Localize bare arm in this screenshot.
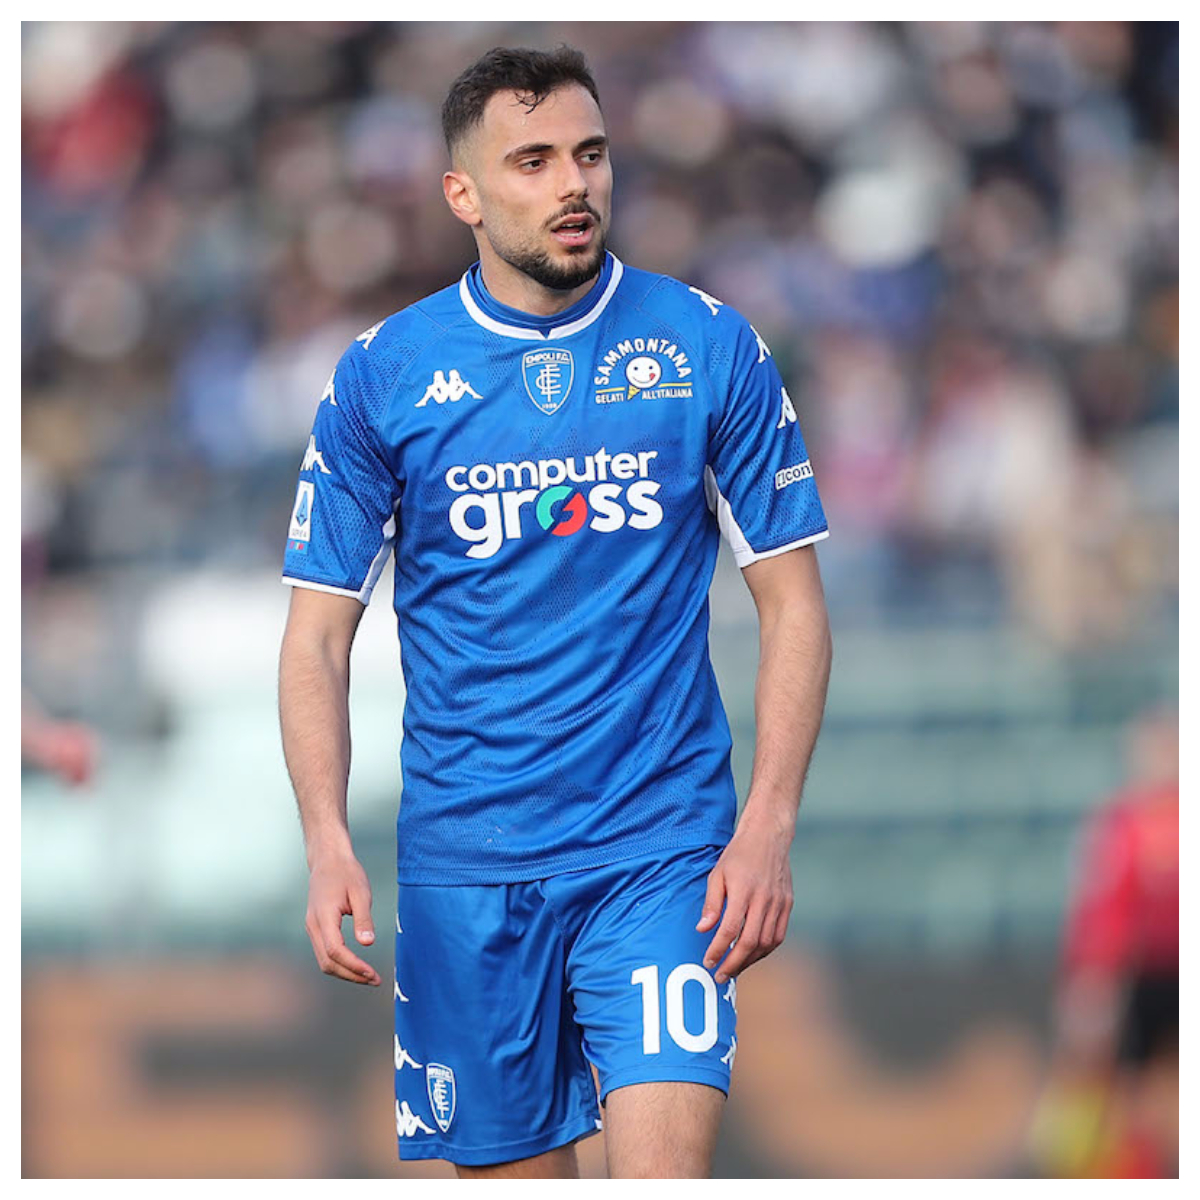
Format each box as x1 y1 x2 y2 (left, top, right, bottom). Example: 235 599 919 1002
698 544 832 982
279 587 381 986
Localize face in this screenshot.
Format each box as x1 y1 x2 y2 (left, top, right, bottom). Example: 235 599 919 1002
447 84 613 292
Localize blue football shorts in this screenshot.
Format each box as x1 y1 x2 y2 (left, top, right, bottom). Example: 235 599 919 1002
392 844 738 1165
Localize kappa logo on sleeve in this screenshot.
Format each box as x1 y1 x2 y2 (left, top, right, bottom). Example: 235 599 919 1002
301 435 332 474
776 385 799 430
320 371 337 406
749 323 772 365
356 320 385 351
688 285 724 317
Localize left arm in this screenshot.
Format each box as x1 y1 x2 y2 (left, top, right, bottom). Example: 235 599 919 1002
697 544 832 982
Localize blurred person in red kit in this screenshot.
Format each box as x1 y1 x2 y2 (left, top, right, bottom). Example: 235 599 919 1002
1031 706 1178 1177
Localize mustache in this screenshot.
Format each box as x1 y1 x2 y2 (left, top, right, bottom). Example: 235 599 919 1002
548 204 601 227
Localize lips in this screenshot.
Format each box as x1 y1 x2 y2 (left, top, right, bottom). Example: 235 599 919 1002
551 212 595 248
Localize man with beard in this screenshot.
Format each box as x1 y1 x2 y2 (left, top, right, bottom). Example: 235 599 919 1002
279 45 831 1178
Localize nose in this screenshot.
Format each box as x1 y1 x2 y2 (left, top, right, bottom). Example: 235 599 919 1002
557 157 588 200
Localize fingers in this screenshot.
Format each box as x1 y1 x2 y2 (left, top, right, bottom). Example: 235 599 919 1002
307 908 380 986
714 900 765 984
349 882 376 947
703 891 745 977
695 866 726 933
703 891 794 982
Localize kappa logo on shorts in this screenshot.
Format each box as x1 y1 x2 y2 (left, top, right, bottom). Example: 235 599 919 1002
394 1036 423 1071
396 1100 434 1138
721 1034 737 1068
426 1063 456 1133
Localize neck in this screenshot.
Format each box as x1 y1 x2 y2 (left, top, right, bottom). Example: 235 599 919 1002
475 240 602 317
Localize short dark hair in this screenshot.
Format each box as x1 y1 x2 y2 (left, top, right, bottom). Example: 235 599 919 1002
441 45 601 162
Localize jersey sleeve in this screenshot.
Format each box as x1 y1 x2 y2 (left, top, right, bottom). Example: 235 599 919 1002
281 351 401 605
705 313 829 568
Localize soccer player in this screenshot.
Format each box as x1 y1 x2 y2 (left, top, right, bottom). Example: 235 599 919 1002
278 45 832 1179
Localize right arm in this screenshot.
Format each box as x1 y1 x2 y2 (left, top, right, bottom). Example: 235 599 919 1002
279 586 381 986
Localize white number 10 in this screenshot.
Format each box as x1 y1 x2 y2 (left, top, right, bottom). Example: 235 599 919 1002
630 963 718 1054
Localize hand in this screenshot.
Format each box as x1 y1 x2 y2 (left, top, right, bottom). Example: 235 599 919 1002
305 850 381 986
23 719 99 787
696 808 794 984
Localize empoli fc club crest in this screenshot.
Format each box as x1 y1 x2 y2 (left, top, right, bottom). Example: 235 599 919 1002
426 1063 456 1133
522 348 574 414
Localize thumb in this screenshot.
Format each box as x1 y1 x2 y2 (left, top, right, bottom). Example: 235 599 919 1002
696 866 725 932
349 885 375 945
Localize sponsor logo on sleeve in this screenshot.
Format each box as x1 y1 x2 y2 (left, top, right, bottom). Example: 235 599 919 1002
775 459 813 490
426 1064 457 1133
289 481 314 542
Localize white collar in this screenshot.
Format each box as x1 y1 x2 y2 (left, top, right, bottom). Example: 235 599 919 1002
458 256 624 341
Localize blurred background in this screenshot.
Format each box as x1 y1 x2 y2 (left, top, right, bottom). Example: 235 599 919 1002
22 20 1178 1178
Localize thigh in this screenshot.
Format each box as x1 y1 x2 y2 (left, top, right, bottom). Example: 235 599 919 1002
455 1144 580 1179
394 881 601 1168
555 846 738 1108
604 1080 725 1178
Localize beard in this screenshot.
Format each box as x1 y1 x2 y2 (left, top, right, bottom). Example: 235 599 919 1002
493 225 608 292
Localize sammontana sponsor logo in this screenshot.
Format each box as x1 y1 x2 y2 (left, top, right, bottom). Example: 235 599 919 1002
442 446 663 560
594 336 693 403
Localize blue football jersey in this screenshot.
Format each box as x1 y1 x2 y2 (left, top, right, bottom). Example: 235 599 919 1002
283 252 829 884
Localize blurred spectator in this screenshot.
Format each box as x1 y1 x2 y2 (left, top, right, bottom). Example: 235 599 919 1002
22 690 100 787
20 19 1176 713
1030 706 1178 1177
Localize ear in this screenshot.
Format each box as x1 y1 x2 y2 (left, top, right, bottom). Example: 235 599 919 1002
443 169 481 228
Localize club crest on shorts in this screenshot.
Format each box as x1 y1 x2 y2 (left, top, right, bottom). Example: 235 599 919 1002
522 348 574 414
426 1063 456 1133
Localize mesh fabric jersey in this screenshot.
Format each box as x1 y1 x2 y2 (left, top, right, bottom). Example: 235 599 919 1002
283 252 828 884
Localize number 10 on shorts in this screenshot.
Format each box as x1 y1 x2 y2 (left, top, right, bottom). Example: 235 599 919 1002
631 963 719 1054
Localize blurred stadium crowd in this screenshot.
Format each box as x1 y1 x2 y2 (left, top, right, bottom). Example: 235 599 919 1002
21 22 1178 1179
23 23 1177 723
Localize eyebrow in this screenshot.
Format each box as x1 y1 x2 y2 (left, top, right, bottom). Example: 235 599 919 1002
503 135 608 164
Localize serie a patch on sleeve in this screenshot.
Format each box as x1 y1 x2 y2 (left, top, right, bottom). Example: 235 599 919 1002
289 481 314 548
